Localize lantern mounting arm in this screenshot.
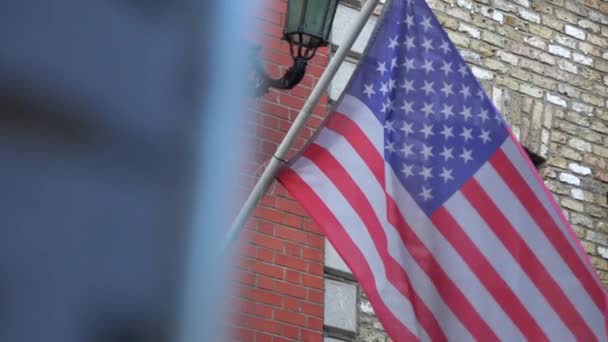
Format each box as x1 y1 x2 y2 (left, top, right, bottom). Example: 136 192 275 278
251 45 311 97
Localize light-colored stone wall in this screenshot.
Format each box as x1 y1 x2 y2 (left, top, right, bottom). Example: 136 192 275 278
324 0 608 340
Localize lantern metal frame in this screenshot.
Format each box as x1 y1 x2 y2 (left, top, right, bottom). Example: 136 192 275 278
252 0 339 97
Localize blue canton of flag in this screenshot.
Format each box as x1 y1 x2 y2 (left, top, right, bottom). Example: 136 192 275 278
348 0 508 214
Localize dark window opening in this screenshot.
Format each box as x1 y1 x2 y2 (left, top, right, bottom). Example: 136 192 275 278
523 147 546 169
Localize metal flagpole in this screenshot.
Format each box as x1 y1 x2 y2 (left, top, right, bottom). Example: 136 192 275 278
220 0 381 253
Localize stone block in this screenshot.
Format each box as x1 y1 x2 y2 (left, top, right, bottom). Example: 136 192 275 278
480 6 505 23
504 15 527 29
583 154 607 169
581 92 604 106
573 53 594 66
446 31 470 48
530 24 554 39
587 11 608 25
569 163 592 175
484 59 508 72
562 198 584 211
555 8 578 24
579 19 601 33
588 205 607 218
546 179 570 194
482 31 507 47
591 121 608 134
531 1 553 14
461 50 482 64
588 34 608 48
565 24 587 40
520 84 544 98
546 93 567 107
557 84 580 99
324 338 346 342
555 34 579 50
559 172 581 185
497 51 519 65
551 131 569 144
497 78 520 93
470 40 496 56
561 146 583 160
548 44 572 58
324 279 357 332
582 241 597 256
324 238 352 274
568 138 592 152
579 41 601 57
543 14 565 30
556 120 582 135
436 13 460 30
571 188 594 202
456 0 473 10
571 101 593 113
541 125 550 146
565 111 590 127
593 144 608 158
564 0 588 15
587 230 608 246
557 59 578 73
579 67 602 83
595 59 608 73
518 8 541 23
598 247 608 260
524 36 547 50
471 65 494 80
571 212 595 227
458 23 481 39
494 0 517 12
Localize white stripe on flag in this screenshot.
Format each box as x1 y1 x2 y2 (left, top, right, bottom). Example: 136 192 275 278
384 167 526 340
475 158 605 339
291 156 427 340
444 191 575 341
336 95 383 155
315 128 473 341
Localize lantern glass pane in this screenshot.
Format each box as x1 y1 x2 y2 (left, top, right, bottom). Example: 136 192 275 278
285 0 306 34
322 0 339 39
302 0 329 37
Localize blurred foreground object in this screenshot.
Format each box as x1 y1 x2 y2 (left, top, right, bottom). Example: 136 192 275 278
0 1 252 341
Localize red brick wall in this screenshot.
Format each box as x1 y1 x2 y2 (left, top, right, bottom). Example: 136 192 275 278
231 1 330 341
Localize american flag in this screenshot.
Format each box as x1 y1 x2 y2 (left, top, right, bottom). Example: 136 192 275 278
278 0 607 340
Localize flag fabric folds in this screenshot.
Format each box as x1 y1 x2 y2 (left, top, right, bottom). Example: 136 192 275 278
278 0 608 340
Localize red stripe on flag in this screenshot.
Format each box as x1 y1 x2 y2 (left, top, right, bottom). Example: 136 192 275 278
385 197 500 342
462 179 597 341
491 149 606 312
431 207 549 341
326 112 385 185
325 114 498 341
278 169 418 341
302 144 447 342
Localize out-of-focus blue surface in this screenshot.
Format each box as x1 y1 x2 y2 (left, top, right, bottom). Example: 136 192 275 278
176 0 254 341
0 1 255 341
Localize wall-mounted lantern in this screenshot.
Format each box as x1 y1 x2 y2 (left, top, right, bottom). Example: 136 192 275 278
253 0 340 96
